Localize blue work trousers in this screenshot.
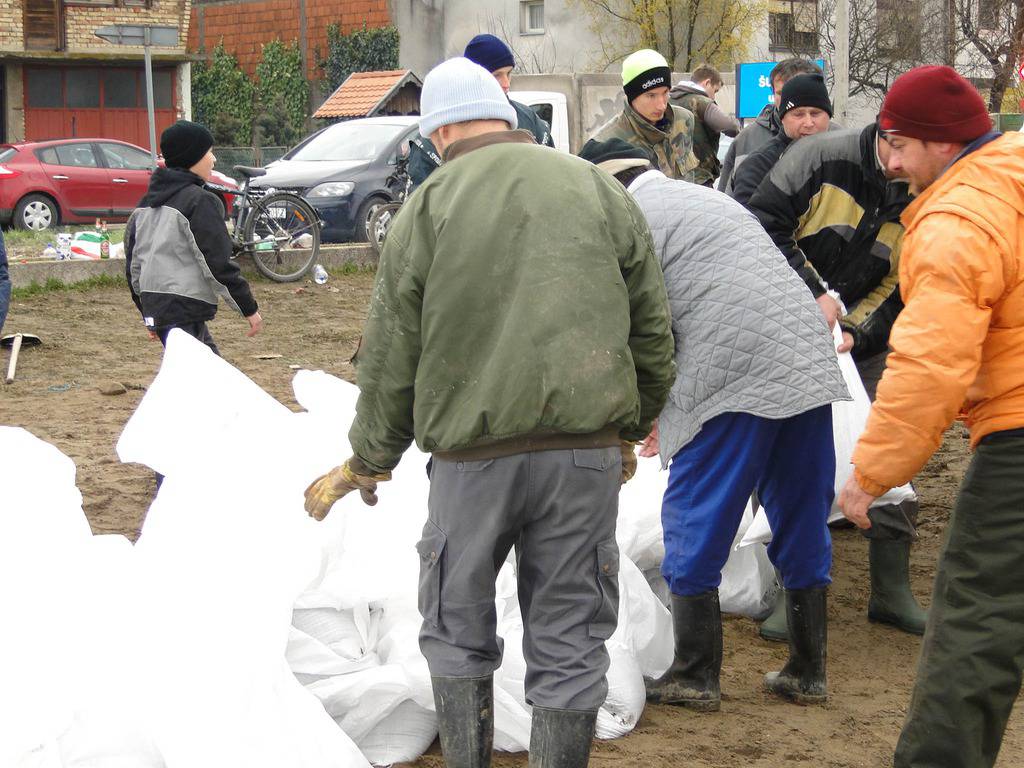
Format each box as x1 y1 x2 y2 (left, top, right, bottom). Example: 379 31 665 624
661 407 835 597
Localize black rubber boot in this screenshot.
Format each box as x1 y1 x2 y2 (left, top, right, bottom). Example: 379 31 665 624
644 590 722 711
868 538 927 635
528 706 597 768
431 675 494 768
764 587 827 705
758 569 788 643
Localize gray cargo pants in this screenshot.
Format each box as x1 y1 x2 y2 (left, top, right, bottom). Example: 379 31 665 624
417 446 621 711
857 350 919 540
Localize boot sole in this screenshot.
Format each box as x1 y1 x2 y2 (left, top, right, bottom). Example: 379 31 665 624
867 610 925 636
647 696 721 711
758 628 788 643
764 682 827 705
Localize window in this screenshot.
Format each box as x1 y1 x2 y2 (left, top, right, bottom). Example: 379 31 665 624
978 0 1000 29
66 70 100 108
153 70 173 109
26 68 62 107
99 142 151 170
521 1 544 34
769 1 818 53
876 0 921 58
103 70 138 107
23 0 62 51
53 143 99 168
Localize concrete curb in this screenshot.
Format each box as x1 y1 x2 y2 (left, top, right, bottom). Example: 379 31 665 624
8 244 378 289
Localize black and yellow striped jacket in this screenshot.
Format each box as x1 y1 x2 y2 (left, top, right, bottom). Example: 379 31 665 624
748 124 912 359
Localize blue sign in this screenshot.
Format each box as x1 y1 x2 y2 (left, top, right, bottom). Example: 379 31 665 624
735 59 826 119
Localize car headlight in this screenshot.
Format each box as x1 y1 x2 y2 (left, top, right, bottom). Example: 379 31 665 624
307 181 355 198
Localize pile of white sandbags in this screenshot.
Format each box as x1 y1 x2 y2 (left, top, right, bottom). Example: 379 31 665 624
1 330 677 768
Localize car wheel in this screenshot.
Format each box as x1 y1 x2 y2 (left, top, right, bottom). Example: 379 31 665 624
15 194 60 231
354 195 388 243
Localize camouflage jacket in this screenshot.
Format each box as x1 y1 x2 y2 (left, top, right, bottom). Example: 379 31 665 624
592 104 699 181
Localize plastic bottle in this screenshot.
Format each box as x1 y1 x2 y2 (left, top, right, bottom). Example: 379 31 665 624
312 264 328 285
43 243 59 260
99 220 110 259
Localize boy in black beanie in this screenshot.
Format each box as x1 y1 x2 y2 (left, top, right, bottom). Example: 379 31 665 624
125 119 262 356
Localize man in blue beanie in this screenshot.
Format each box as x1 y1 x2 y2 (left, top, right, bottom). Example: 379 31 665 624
0 230 10 337
407 33 556 187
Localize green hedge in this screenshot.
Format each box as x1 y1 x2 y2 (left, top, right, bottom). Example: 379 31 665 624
321 24 400 94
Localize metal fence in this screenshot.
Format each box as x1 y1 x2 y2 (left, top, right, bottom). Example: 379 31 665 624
213 146 290 175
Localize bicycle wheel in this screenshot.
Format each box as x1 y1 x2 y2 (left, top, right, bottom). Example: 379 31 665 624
368 202 402 255
243 192 321 282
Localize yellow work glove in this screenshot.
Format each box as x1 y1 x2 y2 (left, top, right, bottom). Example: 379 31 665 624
620 441 638 484
304 456 392 521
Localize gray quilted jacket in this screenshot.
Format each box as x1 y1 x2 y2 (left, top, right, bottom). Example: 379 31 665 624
628 170 850 466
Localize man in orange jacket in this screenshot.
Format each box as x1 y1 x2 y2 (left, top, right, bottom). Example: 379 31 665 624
838 66 1024 768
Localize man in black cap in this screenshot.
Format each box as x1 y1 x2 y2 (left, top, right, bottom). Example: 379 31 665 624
730 73 832 207
407 33 555 189
125 119 262 356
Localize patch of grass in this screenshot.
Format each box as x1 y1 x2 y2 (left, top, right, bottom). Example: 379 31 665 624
329 262 376 276
12 272 126 299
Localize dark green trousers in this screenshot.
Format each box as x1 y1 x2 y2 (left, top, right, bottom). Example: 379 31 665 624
894 430 1024 768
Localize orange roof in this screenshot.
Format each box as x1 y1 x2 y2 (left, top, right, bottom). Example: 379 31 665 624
314 69 420 119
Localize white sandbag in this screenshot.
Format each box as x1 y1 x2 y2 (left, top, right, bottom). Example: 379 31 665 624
117 331 371 768
0 428 161 768
738 325 916 548
717 505 778 619
615 454 668 571
358 700 437 767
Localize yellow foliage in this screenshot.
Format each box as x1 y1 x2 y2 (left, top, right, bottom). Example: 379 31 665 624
568 0 768 71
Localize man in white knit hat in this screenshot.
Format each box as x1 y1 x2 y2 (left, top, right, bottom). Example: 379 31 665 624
304 56 675 767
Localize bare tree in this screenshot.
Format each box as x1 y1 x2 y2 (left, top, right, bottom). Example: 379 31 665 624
483 12 566 74
818 0 958 109
952 0 1024 110
567 0 767 71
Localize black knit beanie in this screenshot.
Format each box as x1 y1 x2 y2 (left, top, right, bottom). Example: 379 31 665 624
778 74 833 118
160 120 215 169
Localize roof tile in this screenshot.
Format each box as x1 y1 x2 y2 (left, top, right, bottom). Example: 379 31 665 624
314 69 416 118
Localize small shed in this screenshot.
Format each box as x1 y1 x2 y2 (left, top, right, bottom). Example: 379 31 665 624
314 70 422 121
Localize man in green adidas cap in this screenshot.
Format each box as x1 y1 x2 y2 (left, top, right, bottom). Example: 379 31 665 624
591 49 699 181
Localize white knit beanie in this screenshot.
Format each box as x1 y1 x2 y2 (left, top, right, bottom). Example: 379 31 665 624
418 57 518 139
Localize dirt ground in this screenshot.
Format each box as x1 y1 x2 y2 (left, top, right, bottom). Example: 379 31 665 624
2 273 1020 767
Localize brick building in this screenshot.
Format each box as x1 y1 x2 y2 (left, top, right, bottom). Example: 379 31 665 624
0 0 193 146
188 0 389 81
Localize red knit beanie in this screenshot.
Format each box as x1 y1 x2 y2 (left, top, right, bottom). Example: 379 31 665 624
879 65 992 142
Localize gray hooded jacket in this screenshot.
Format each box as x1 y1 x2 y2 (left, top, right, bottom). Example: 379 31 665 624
627 170 850 465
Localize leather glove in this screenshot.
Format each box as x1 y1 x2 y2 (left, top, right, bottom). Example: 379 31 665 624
620 441 638 484
304 456 392 521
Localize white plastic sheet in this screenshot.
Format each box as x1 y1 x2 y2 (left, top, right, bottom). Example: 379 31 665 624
738 325 916 548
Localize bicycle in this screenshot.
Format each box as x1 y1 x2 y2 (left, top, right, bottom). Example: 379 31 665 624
219 166 322 282
368 153 413 256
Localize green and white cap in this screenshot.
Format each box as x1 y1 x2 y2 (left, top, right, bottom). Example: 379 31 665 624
622 49 671 103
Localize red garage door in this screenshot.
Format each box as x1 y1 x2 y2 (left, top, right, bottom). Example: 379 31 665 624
24 65 177 149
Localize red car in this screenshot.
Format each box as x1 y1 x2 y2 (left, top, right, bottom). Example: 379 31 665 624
0 138 238 231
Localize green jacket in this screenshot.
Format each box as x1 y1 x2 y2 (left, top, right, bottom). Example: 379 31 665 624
349 130 675 472
591 104 700 181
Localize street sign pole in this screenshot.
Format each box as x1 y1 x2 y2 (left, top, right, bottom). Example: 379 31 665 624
143 27 157 170
94 24 178 170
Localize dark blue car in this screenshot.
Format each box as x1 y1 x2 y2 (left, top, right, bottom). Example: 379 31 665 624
251 116 419 243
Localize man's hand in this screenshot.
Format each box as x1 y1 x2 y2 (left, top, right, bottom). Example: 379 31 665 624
816 293 842 329
638 420 660 459
148 329 159 341
837 331 854 354
620 441 638 484
838 475 878 530
246 311 263 337
304 457 392 521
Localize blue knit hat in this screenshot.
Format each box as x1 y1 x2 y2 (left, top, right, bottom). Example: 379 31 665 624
419 57 518 138
464 34 515 73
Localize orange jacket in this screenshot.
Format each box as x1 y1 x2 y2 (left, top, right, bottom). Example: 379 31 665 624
852 132 1024 496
